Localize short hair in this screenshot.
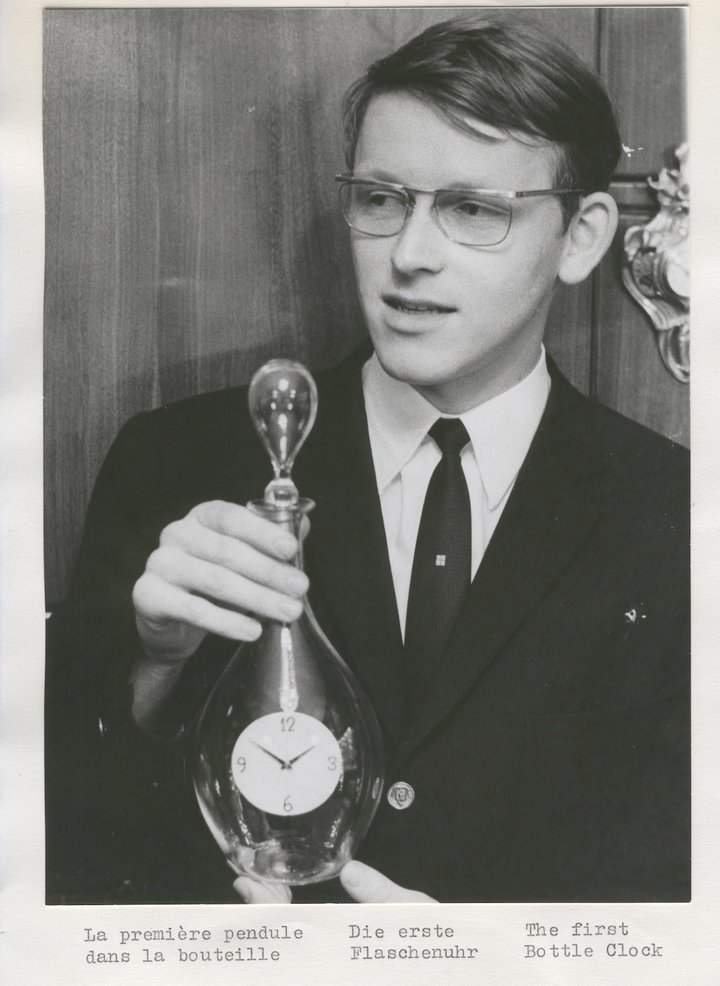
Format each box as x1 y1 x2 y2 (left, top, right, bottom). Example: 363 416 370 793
342 17 622 227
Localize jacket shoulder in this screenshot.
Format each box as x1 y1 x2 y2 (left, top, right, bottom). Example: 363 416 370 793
551 365 688 494
123 384 252 443
584 399 689 512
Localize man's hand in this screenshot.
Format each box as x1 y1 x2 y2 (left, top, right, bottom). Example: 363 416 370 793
130 500 308 727
232 861 435 904
233 875 292 904
340 861 436 902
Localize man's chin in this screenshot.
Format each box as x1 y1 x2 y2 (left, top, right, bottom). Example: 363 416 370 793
370 334 440 387
372 346 430 389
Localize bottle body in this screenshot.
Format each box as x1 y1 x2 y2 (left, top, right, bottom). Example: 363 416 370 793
193 503 384 885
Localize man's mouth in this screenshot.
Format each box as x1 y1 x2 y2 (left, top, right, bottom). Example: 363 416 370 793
384 294 455 315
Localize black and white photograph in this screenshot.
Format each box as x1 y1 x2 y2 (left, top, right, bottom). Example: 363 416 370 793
7 1 720 982
42 6 691 909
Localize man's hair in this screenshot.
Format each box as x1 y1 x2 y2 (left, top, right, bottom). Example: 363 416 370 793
342 17 622 227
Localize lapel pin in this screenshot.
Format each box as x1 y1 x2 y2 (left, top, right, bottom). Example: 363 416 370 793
624 606 647 624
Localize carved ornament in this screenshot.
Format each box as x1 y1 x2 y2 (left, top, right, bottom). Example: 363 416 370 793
622 143 689 383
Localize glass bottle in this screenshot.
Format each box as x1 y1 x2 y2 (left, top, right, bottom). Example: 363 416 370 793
193 360 384 885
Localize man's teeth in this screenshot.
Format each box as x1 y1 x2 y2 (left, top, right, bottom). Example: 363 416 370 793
391 300 448 313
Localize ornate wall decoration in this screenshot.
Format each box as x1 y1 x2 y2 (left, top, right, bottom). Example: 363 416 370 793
622 143 689 383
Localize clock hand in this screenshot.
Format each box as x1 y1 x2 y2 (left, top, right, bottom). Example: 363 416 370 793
251 741 292 770
287 744 318 766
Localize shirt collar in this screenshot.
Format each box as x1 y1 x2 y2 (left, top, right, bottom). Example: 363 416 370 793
362 348 551 509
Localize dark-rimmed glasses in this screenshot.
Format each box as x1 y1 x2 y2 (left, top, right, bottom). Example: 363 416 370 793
335 175 583 247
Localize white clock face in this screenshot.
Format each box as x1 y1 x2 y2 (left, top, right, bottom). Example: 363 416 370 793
231 712 343 816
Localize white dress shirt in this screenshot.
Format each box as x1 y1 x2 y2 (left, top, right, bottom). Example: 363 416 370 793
362 350 551 635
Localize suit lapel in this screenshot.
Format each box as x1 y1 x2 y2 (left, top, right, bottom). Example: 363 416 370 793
296 345 409 744
397 366 612 760
294 348 613 762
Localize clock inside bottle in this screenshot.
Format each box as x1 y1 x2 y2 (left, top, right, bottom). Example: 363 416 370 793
193 361 384 886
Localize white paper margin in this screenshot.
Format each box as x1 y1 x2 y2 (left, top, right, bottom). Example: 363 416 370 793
2 1 719 984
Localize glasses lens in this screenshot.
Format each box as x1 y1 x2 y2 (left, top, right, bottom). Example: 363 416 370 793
436 191 512 246
339 182 407 236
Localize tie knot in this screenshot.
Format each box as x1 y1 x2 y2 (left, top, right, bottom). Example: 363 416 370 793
429 417 470 457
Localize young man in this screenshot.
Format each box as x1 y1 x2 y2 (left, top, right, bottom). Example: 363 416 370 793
47 18 689 904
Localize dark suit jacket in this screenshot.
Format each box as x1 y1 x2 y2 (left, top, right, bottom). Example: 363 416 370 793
46 344 690 904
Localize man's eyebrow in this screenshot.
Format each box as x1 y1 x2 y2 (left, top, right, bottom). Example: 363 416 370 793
358 169 404 184
352 170 499 191
443 179 497 190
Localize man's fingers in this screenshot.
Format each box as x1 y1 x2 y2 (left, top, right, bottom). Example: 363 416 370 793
190 500 302 559
133 573 263 644
132 500 312 665
160 519 308 598
233 876 292 904
144 547 304 624
340 861 436 903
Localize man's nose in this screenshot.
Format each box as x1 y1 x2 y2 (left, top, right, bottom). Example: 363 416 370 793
390 199 447 275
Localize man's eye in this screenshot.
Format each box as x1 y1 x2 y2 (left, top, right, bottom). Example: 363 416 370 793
364 189 402 209
451 197 505 219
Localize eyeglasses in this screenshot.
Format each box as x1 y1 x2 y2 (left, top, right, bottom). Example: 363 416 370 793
335 175 583 247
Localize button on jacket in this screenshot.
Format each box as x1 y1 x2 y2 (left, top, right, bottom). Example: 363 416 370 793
46 342 690 904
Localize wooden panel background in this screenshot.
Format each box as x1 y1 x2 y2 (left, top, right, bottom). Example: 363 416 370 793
43 7 688 603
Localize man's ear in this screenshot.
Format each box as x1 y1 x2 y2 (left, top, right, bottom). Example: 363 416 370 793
558 192 618 285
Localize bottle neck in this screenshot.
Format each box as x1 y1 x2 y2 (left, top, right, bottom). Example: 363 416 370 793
246 497 315 572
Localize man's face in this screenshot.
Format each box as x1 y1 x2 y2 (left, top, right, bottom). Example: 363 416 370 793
349 92 572 412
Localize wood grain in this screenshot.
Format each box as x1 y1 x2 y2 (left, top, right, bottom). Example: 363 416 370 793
44 8 685 602
601 7 687 178
593 202 689 447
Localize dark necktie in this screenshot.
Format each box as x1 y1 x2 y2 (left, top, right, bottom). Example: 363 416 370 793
404 418 472 706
